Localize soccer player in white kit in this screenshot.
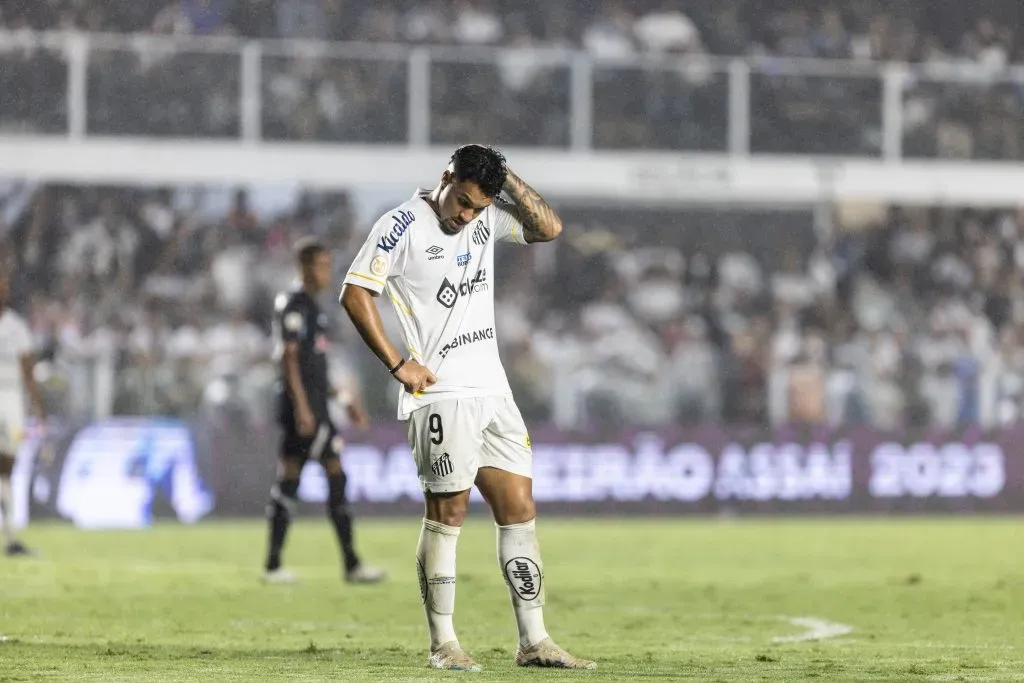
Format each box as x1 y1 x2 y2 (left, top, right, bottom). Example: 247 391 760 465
0 276 44 557
340 145 594 671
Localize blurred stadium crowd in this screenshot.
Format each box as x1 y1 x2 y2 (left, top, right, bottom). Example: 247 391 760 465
3 0 1021 57
2 183 1023 432
4 0 1024 156
2 0 1024 433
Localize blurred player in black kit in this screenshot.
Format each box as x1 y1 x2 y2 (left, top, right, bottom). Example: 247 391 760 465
263 237 385 585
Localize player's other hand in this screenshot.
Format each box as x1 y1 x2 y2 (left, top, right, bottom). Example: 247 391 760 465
394 360 437 394
295 405 317 437
346 401 370 431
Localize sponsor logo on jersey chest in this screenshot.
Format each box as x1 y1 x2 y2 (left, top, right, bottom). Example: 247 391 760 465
439 326 495 358
377 210 415 252
434 270 488 309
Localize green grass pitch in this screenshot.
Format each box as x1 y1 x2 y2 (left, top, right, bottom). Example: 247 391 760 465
2 516 1023 681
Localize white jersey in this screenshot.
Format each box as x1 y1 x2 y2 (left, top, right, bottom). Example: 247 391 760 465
0 308 32 399
344 190 527 419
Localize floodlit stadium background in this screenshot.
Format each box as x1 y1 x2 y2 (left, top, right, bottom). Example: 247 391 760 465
3 3 1024 679
5 1 1024 522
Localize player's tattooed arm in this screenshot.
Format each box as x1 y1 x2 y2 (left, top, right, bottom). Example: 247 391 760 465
502 167 563 243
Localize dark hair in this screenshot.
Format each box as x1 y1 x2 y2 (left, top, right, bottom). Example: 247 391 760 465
450 144 507 198
293 236 327 267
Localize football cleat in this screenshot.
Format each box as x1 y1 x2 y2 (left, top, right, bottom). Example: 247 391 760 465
261 568 298 584
516 637 596 669
4 541 35 558
428 640 482 671
345 564 387 584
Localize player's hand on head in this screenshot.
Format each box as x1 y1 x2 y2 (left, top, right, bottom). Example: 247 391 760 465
394 359 437 394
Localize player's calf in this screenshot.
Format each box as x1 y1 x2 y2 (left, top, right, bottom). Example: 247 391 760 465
496 522 595 668
264 478 299 575
497 519 549 648
478 469 596 669
417 516 462 653
325 470 386 583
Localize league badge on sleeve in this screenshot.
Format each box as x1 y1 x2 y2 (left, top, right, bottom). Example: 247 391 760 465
371 256 389 277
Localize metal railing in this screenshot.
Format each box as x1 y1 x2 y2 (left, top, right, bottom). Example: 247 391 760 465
5 31 1024 159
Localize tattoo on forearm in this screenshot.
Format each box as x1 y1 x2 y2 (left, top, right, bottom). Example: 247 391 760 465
503 171 562 242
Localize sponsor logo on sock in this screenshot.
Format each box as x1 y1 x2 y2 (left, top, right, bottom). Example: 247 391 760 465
504 557 542 601
431 452 453 478
428 577 456 586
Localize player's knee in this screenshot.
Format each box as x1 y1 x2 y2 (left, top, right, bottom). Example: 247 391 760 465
425 491 470 527
492 497 536 526
279 458 303 479
267 478 300 519
322 456 344 478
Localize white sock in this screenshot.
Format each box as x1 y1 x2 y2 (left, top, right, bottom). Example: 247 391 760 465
0 476 13 545
497 518 549 649
416 518 461 651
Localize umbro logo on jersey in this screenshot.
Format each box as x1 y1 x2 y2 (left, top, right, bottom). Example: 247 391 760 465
426 245 444 261
472 221 490 246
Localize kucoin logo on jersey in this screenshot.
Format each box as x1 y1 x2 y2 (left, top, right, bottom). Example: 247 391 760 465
377 210 415 252
439 327 495 358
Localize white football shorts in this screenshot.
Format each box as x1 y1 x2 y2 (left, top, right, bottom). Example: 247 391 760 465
407 394 533 494
0 391 25 456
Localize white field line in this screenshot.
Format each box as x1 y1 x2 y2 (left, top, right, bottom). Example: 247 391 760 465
771 616 854 643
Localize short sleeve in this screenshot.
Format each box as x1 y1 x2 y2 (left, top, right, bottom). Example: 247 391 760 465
491 197 528 245
276 295 307 343
343 208 415 294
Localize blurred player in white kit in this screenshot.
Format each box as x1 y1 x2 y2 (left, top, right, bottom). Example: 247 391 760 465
0 276 45 557
340 145 595 671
